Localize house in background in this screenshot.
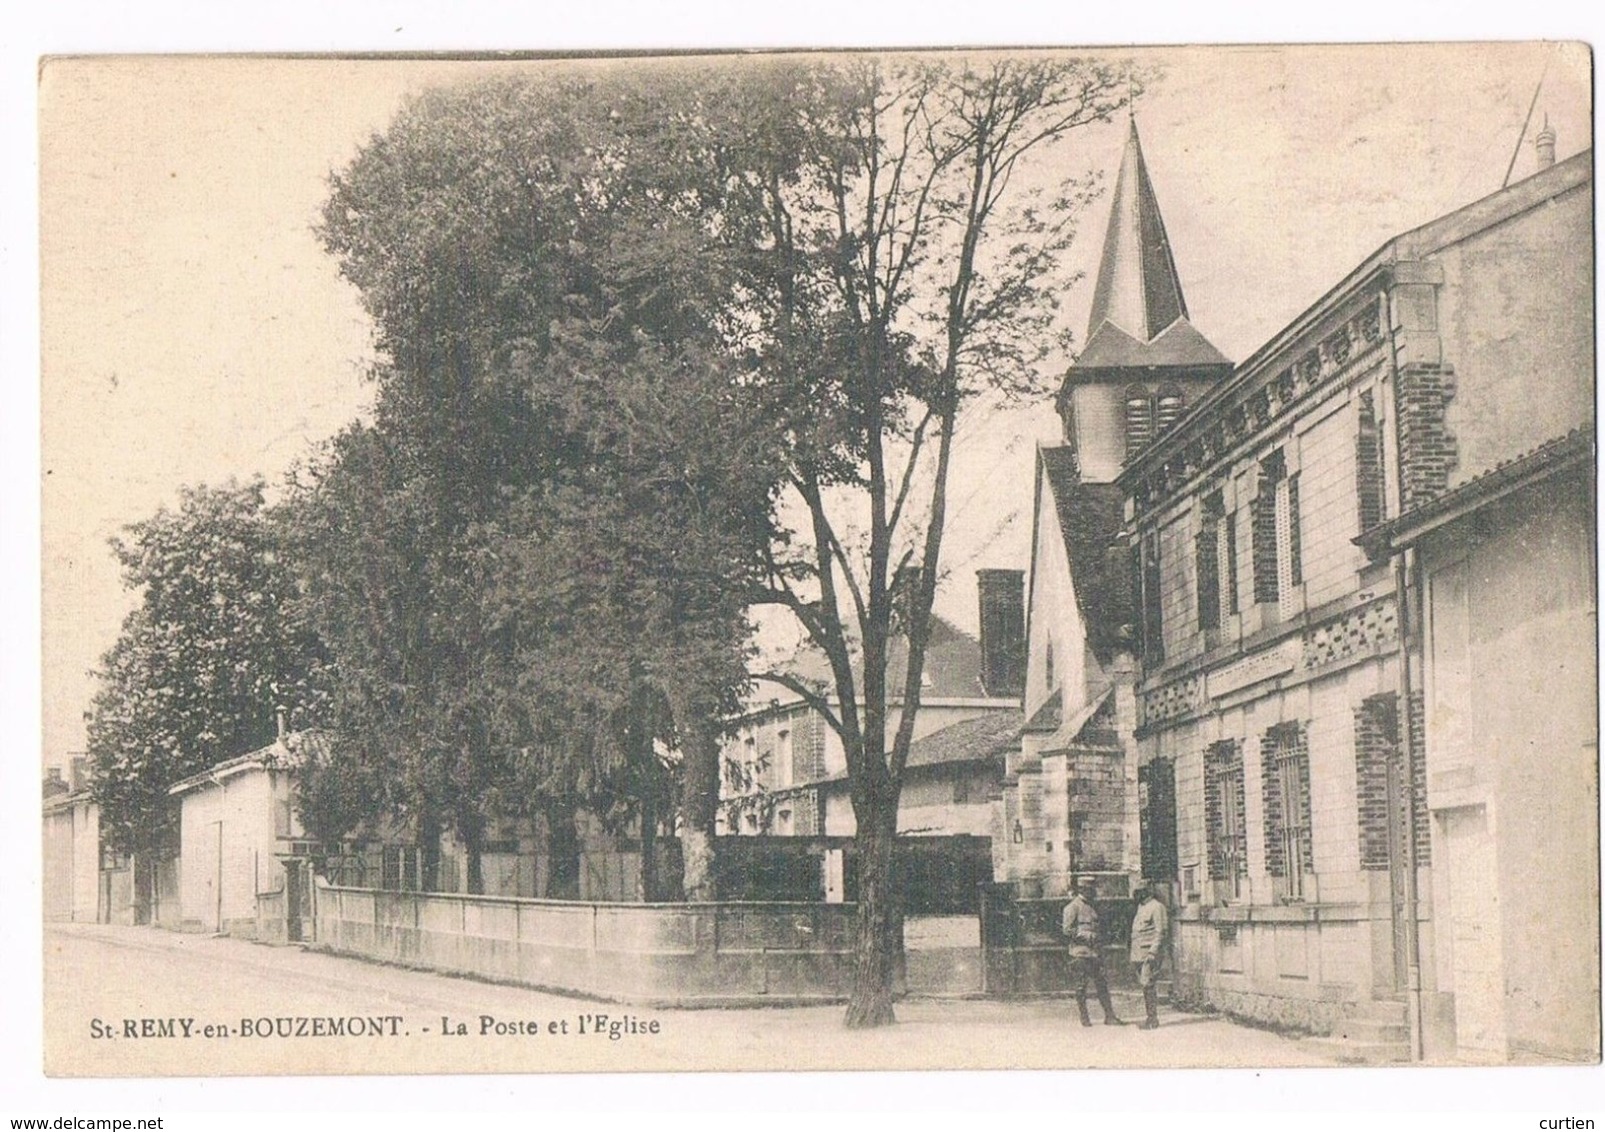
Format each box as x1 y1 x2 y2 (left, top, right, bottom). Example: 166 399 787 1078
169 731 316 937
42 760 101 924
720 568 1027 837
997 118 1233 900
1123 129 1594 1061
718 569 1026 900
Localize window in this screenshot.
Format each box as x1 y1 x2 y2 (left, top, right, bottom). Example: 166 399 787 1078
1155 387 1185 433
1205 740 1247 902
381 845 421 892
1356 389 1387 535
1125 386 1154 453
1196 492 1224 632
1141 534 1164 666
1224 510 1240 615
1262 723 1314 902
1253 451 1302 613
776 730 793 789
1139 758 1179 880
1283 472 1303 589
742 736 758 791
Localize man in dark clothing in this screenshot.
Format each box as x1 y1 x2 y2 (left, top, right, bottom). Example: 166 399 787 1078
1062 877 1121 1026
1129 883 1170 1030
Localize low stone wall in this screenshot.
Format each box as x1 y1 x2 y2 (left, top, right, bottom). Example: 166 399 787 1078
255 888 289 944
313 886 988 1005
1171 911 1375 1035
314 885 861 1006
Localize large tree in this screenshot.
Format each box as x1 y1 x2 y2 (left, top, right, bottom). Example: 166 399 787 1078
702 56 1134 1026
304 58 1134 1027
86 479 328 917
302 68 794 897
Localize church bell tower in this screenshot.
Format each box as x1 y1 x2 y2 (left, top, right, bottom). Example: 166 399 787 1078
1058 118 1232 483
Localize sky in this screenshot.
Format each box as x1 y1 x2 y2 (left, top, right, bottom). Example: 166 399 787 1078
37 42 1591 766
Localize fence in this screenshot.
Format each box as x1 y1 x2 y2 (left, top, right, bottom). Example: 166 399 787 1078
979 887 1149 996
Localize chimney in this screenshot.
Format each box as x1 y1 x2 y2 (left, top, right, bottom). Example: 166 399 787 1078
43 767 68 799
276 706 288 742
977 569 1026 699
1534 115 1556 169
890 565 924 634
70 755 88 793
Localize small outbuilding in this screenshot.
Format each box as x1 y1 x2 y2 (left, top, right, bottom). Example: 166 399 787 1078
169 733 314 937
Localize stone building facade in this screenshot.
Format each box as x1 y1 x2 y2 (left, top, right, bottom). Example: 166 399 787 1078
1122 139 1594 1060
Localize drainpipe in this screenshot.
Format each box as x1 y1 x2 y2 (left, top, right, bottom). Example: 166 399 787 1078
1383 285 1427 1061
1393 550 1426 1062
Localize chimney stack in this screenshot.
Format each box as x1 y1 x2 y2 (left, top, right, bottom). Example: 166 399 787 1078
976 569 1026 699
1534 115 1556 169
275 706 288 742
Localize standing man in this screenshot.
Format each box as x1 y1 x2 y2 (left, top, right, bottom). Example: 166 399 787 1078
1129 883 1170 1030
1062 877 1121 1026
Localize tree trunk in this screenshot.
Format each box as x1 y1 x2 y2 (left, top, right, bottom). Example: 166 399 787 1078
844 788 900 1029
463 821 485 896
132 851 155 926
677 723 722 902
419 812 442 893
546 802 581 900
638 789 659 903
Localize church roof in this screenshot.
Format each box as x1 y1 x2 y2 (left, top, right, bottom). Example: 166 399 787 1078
1077 118 1227 371
1039 447 1134 663
1075 316 1230 371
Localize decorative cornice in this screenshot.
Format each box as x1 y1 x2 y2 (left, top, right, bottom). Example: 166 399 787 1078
1120 292 1389 519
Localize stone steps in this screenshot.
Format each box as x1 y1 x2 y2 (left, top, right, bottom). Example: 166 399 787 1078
1305 999 1412 1065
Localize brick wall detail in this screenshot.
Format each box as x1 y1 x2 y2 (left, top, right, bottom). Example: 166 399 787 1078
1301 597 1399 671
1406 690 1430 865
1395 363 1458 509
1353 693 1400 870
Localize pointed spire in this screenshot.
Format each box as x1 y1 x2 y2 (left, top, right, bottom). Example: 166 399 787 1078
1086 118 1189 344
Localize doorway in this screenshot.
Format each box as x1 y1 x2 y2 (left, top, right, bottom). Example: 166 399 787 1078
1442 805 1505 1059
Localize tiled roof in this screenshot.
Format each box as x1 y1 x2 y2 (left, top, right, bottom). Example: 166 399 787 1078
1356 428 1593 555
1074 316 1230 371
818 707 1022 783
905 709 1023 770
1040 447 1135 663
167 732 321 796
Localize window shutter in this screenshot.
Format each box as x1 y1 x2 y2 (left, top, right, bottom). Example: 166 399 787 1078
1196 520 1220 631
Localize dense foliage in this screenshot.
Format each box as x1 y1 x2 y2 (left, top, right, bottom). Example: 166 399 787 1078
86 481 328 869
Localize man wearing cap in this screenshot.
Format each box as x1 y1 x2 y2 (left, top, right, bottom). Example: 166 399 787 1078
1129 884 1170 1030
1062 877 1121 1027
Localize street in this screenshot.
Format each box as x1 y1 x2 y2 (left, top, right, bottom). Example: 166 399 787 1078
44 923 1334 1076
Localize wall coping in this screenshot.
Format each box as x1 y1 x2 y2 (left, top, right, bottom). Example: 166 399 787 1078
318 883 857 915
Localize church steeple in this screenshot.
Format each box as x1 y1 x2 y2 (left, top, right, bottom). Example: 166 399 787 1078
1057 118 1231 483
1087 117 1190 345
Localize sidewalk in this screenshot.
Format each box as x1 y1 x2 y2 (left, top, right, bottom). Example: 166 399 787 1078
45 923 1336 1076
